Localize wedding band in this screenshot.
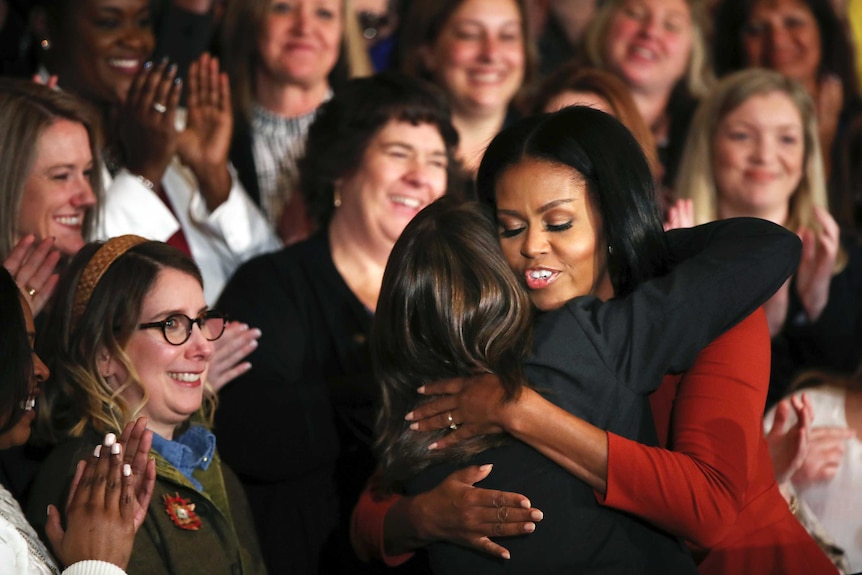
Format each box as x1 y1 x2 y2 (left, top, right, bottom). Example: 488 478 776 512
447 412 459 431
26 286 36 297
152 102 167 113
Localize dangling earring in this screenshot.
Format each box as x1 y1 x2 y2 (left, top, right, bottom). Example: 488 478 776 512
333 188 342 208
40 39 51 50
608 245 614 255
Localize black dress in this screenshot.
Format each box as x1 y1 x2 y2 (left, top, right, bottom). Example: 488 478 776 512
405 217 801 574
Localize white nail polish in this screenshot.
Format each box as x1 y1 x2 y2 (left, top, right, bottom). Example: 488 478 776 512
111 442 121 455
123 464 132 477
94 445 102 457
104 433 117 447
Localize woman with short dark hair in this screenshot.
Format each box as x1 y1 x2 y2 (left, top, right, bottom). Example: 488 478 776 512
215 71 460 574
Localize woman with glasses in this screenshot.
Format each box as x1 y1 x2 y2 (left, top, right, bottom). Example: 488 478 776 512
24 235 267 575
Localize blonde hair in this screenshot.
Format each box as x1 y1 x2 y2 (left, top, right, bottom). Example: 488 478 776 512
221 0 371 120
0 79 103 259
675 68 846 271
580 0 713 99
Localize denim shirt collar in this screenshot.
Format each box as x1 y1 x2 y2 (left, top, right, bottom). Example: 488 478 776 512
151 425 216 492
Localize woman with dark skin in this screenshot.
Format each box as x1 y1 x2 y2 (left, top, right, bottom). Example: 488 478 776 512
356 107 830 573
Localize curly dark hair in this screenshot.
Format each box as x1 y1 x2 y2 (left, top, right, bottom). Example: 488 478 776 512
298 72 462 228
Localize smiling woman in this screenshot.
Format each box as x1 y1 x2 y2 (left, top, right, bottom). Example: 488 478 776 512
400 0 535 174
26 236 266 575
0 79 102 261
214 72 460 574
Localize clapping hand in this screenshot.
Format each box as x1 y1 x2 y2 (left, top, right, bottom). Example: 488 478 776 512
207 321 262 392
4 235 60 316
45 419 155 569
120 59 182 186
178 52 233 211
795 206 840 322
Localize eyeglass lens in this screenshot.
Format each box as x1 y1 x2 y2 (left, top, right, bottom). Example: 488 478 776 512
164 312 226 345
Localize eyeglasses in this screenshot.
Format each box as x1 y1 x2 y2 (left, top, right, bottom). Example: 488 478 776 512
139 311 226 346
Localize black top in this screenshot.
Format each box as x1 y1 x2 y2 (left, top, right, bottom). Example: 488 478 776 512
216 231 429 575
405 217 801 574
768 236 862 408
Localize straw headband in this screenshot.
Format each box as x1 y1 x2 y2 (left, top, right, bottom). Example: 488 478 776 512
70 235 149 329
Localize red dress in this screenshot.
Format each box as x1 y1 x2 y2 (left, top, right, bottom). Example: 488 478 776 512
601 309 837 574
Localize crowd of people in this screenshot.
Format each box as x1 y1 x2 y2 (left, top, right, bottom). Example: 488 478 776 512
0 0 859 573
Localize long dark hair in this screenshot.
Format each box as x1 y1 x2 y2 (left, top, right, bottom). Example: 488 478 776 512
374 197 532 488
476 106 670 298
0 267 32 436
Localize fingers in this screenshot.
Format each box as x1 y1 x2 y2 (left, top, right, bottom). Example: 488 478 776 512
473 537 513 560
45 504 65 555
768 400 791 438
418 377 467 397
134 457 157 530
407 399 459 431
85 434 121 508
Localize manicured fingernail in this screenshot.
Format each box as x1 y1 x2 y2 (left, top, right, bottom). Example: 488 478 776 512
501 551 511 560
428 442 438 450
520 499 531 509
174 77 182 85
104 432 116 446
531 510 543 521
417 386 426 394
94 445 102 457
160 56 169 65
248 340 258 349
111 442 121 455
251 328 262 337
46 505 51 517
524 522 536 533
143 60 153 70
409 423 418 431
123 464 132 477
404 411 414 421
168 63 178 74
479 464 493 472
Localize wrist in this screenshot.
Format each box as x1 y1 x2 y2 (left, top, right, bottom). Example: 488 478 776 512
197 165 232 211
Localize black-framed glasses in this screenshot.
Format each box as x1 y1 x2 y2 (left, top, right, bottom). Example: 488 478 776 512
139 311 227 346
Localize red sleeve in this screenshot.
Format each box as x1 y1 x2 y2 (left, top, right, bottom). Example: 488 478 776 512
351 470 416 567
599 309 770 548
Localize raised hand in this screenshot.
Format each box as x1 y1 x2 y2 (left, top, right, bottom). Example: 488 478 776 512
664 198 694 231
791 424 856 486
177 52 233 211
795 206 840 322
206 321 262 392
45 433 139 569
119 59 183 186
4 235 60 316
402 465 542 560
119 417 157 530
766 393 813 484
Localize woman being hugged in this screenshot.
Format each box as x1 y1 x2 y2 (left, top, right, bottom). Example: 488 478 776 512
356 106 832 573
26 236 266 575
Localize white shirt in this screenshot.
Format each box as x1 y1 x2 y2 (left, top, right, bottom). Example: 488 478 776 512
97 161 282 304
765 386 862 571
0 484 126 575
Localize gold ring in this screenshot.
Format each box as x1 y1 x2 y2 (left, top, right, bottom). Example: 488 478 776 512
26 286 36 297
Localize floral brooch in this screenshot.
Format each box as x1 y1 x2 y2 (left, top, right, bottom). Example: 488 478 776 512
163 492 202 530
